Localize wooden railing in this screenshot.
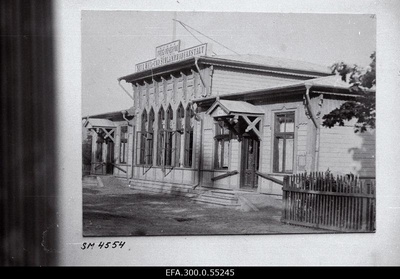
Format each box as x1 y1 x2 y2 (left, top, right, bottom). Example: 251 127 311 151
211 170 239 181
91 162 105 175
111 163 127 173
281 172 376 232
256 171 284 185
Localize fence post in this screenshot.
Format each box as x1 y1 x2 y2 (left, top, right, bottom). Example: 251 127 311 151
281 175 289 223
360 181 368 231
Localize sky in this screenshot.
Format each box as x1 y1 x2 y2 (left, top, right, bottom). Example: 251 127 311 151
81 11 376 116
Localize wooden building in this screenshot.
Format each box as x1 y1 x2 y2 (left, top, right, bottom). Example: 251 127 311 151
82 108 135 177
83 41 375 197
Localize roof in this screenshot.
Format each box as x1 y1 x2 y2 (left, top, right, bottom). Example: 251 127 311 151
194 74 374 107
84 118 117 128
82 107 134 121
207 99 265 116
209 54 332 75
304 74 351 89
118 54 332 83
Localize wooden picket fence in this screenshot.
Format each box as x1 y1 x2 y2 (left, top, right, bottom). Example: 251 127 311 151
281 172 376 232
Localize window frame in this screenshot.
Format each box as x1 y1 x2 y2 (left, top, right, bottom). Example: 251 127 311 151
184 105 195 168
164 105 175 167
119 125 128 164
147 108 155 165
156 106 165 166
138 109 148 165
214 121 231 170
175 103 185 167
273 111 295 174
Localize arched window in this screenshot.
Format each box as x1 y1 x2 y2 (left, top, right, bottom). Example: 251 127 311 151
175 103 185 167
184 104 195 168
147 108 155 165
156 106 165 166
165 105 174 167
138 109 147 165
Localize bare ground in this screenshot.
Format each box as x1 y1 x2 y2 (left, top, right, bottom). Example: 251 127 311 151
82 180 331 236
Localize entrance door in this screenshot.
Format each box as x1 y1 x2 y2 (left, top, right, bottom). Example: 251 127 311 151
105 141 114 175
240 136 260 189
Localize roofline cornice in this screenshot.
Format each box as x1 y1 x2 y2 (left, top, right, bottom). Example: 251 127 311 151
199 57 331 78
192 83 370 107
118 56 332 84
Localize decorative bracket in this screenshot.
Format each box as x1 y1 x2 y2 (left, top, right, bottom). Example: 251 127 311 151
242 115 262 140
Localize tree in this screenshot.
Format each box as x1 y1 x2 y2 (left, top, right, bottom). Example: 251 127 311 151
322 52 376 133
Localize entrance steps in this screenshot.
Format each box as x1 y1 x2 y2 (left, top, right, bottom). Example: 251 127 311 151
82 175 100 187
193 188 281 211
98 175 129 188
82 175 129 189
128 179 196 198
192 188 240 208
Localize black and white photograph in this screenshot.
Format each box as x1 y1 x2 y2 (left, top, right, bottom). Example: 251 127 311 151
3 0 400 267
81 11 376 237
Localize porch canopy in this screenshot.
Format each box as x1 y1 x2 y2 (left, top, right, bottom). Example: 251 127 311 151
206 99 264 140
84 118 116 142
84 118 116 129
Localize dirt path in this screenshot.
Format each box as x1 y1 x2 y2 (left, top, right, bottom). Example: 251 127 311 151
83 178 331 236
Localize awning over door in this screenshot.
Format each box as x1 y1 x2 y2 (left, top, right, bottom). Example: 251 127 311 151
206 99 264 140
84 118 116 143
84 118 116 129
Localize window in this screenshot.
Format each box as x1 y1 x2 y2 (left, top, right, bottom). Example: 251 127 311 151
156 106 165 166
138 109 148 165
165 105 174 167
273 112 295 173
147 108 155 165
175 104 185 167
119 125 128 164
214 121 231 169
184 105 195 168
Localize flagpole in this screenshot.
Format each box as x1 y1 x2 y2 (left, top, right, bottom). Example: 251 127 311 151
172 11 177 41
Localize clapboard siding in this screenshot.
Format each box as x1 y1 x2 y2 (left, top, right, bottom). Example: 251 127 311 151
318 98 375 177
131 166 197 185
194 115 201 169
318 124 375 176
211 67 301 96
202 128 214 169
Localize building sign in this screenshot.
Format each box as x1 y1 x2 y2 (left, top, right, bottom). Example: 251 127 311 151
155 40 180 58
135 40 207 72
